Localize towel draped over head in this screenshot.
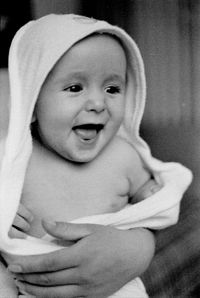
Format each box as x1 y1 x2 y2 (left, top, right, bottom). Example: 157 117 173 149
0 14 192 255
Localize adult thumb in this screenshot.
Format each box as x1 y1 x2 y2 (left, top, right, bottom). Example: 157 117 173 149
42 219 102 241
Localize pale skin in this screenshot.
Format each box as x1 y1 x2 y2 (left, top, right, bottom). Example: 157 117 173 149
2 34 160 297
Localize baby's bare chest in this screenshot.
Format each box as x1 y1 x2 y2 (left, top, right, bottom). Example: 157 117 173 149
22 160 130 226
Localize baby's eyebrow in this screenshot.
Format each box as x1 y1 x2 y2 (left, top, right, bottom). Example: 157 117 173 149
104 74 126 85
54 72 126 86
53 72 86 84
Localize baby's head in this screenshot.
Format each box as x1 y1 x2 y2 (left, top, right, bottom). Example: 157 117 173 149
7 13 146 166
33 33 127 163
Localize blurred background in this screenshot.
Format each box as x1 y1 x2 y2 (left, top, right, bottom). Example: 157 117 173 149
1 1 200 296
1 0 199 196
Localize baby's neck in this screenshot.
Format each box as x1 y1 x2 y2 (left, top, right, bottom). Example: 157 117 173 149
32 138 90 169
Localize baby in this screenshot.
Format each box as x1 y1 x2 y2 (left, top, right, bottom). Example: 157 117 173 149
0 14 192 298
10 32 157 239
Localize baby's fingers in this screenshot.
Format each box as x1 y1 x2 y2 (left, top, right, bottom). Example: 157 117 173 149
9 205 33 239
18 204 33 223
8 227 27 239
12 214 31 233
132 179 162 203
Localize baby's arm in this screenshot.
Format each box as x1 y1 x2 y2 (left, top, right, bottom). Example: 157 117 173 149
9 203 33 239
125 144 162 203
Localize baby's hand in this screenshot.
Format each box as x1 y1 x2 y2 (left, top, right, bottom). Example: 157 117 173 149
9 204 33 239
131 179 162 203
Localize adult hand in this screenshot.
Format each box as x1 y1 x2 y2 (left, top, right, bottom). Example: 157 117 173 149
5 221 155 298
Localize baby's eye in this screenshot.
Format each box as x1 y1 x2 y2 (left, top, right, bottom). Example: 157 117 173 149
64 84 83 93
105 86 121 94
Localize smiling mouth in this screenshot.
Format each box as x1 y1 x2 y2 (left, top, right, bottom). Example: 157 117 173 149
72 124 104 141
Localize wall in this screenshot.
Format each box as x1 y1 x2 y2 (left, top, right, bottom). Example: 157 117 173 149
31 0 81 19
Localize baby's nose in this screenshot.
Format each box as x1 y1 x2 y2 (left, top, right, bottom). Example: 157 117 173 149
85 91 106 113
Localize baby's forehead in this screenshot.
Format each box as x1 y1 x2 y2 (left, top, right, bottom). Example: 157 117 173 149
74 32 126 54
45 32 127 81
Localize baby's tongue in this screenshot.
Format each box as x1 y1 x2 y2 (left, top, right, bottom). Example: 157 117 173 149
74 125 97 140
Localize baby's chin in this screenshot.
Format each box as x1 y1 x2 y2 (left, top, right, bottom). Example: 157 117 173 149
61 146 105 164
64 152 100 164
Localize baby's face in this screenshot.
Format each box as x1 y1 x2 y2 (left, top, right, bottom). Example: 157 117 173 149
35 34 127 163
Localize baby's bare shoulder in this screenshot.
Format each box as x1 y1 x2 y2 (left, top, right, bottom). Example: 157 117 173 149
107 136 142 164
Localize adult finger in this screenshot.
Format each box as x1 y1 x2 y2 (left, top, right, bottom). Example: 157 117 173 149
6 246 81 274
42 220 102 241
15 267 80 286
15 280 82 298
18 205 34 222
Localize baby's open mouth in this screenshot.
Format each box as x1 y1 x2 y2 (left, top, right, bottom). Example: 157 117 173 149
72 124 104 141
